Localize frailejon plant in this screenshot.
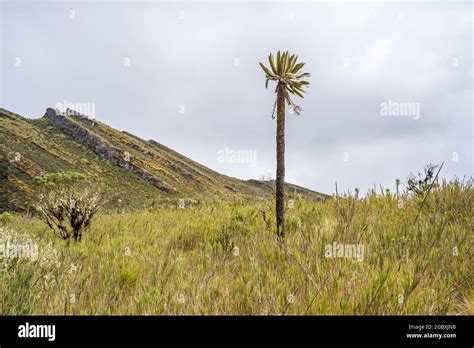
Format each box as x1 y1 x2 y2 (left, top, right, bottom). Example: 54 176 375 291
259 51 311 241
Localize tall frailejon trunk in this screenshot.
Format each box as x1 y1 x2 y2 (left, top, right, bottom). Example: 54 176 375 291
275 84 286 241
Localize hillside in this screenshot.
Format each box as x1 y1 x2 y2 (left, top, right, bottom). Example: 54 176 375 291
0 107 326 212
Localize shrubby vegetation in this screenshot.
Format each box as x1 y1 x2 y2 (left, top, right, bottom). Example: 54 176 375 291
34 172 101 241
407 163 441 197
0 175 472 315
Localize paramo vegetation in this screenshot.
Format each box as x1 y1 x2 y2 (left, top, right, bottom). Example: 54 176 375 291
0 170 472 315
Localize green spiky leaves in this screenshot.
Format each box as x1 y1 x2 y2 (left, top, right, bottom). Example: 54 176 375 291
259 50 311 99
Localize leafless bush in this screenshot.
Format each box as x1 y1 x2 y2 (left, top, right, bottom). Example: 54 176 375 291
407 163 439 196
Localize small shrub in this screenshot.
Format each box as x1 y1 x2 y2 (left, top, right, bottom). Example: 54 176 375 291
207 227 235 253
118 265 139 285
407 164 439 197
34 172 101 241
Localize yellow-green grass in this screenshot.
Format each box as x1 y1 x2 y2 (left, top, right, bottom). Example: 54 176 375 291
0 179 472 315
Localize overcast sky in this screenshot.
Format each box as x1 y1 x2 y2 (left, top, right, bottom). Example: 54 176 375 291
1 0 472 195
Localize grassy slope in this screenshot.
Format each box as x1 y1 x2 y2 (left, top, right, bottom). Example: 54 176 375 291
0 179 472 315
0 108 327 212
1 109 163 210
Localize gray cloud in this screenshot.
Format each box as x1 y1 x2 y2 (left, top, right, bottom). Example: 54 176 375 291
1 1 472 194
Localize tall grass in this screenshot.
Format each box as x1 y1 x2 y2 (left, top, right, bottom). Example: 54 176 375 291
0 178 472 315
